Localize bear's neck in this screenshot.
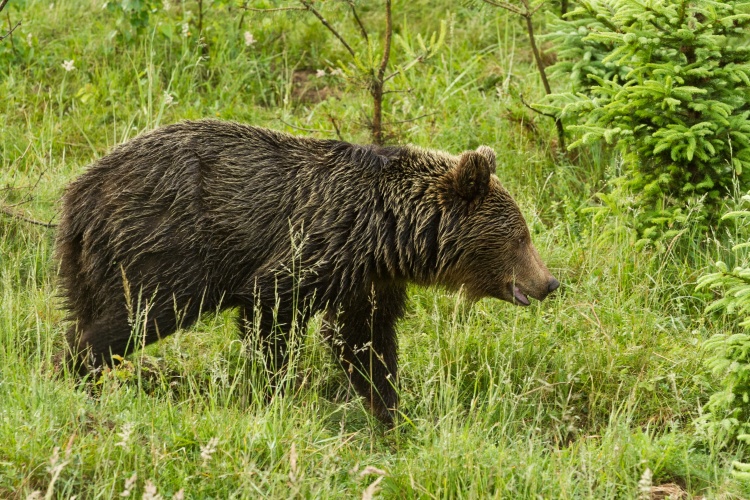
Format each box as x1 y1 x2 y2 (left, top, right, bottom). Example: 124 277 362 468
368 176 447 286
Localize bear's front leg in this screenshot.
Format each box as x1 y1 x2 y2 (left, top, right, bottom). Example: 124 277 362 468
323 283 407 426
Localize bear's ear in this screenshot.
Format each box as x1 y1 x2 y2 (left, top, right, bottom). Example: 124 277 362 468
452 150 492 200
476 145 496 168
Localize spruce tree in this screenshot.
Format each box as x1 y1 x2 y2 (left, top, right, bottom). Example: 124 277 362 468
548 0 750 239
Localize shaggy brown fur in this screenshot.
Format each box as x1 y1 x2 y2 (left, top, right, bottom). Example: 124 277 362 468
56 120 559 425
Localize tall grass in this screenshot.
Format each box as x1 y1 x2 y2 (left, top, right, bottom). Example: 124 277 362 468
1 0 748 497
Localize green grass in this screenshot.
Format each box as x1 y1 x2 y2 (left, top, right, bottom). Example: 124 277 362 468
1 0 749 497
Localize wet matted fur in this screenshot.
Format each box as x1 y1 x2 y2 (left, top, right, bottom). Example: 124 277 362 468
56 120 559 425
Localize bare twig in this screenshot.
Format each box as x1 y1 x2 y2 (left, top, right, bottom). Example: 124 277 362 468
4 197 33 208
196 0 208 57
261 0 393 144
520 10 566 149
29 167 51 194
6 142 33 171
484 0 551 95
521 12 550 95
244 5 306 13
370 0 392 145
197 0 203 35
384 55 423 82
482 0 566 150
1 206 57 228
383 87 412 95
0 0 10 12
237 2 246 31
387 112 438 125
518 93 557 120
278 118 331 135
1 147 49 211
327 113 344 141
376 1 392 84
346 0 369 42
481 0 523 16
0 155 57 227
299 0 356 58
3 10 18 46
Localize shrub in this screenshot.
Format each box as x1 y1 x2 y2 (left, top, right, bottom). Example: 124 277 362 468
105 0 163 41
697 197 750 479
546 0 750 241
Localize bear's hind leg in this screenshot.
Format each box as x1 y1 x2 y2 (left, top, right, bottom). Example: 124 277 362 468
69 296 203 376
67 312 137 376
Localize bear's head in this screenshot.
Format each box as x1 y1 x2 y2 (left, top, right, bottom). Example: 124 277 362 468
436 146 559 305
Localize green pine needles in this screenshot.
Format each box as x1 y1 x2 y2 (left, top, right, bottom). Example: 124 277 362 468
548 0 750 240
697 199 750 479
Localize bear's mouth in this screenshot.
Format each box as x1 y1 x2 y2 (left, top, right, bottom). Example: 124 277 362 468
512 284 530 306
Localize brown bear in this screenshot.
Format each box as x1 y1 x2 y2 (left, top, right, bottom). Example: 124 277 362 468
56 120 559 425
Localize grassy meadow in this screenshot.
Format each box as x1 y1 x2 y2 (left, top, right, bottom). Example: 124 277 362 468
1 0 749 497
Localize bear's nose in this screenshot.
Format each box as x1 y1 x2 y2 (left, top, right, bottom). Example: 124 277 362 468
547 278 560 293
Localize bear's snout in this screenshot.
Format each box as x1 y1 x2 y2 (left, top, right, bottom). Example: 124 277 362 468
511 275 559 306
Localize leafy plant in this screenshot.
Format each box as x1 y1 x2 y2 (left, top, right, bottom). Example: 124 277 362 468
546 0 750 241
697 196 750 479
105 0 163 41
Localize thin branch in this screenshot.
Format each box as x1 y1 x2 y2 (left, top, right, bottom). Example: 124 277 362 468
383 87 412 95
387 112 439 125
237 3 246 32
278 118 331 135
7 142 33 171
519 93 566 150
481 0 524 16
327 113 344 141
2 12 18 44
196 0 209 57
0 0 9 13
244 6 306 12
346 0 369 42
4 197 33 209
518 93 557 120
29 168 51 195
369 0 392 145
299 0 356 58
376 0 392 83
239 0 306 29
519 5 567 149
1 206 58 228
484 0 566 150
197 0 203 35
384 55 423 82
522 12 550 95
